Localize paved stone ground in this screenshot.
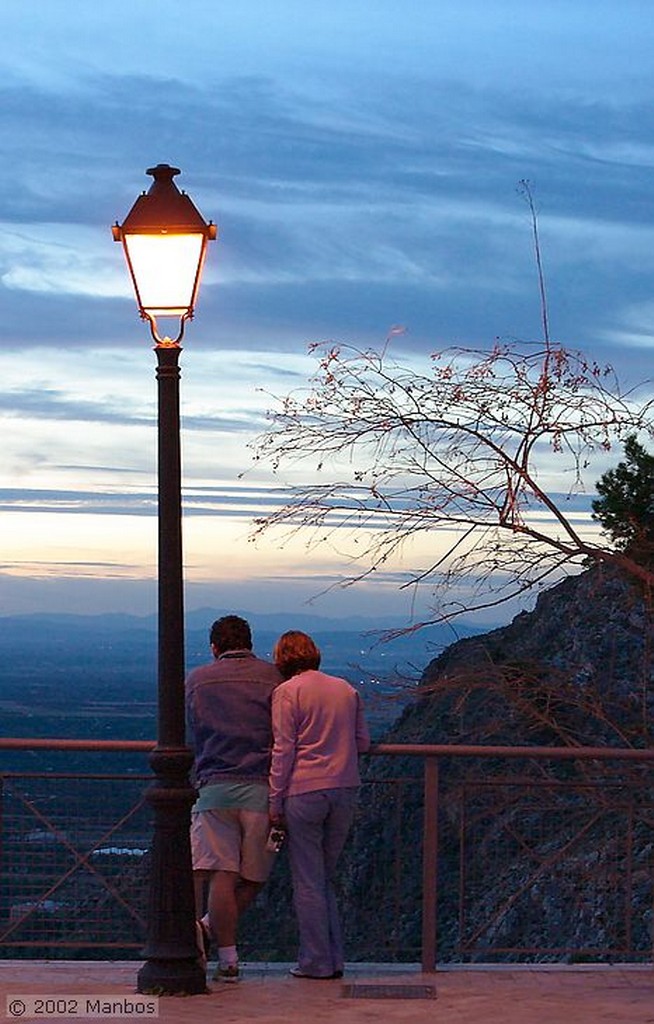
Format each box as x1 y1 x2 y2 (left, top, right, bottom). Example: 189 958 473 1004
2 961 654 1024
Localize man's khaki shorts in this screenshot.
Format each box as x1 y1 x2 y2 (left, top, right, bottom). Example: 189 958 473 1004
190 807 274 883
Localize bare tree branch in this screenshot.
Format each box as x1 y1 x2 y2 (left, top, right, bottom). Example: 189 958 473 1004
251 336 654 630
250 186 654 633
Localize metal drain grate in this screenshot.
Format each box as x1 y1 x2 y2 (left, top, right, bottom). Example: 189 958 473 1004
342 983 437 1000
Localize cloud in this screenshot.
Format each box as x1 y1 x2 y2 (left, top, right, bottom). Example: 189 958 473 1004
0 387 151 426
1 66 654 367
0 385 266 434
0 483 290 518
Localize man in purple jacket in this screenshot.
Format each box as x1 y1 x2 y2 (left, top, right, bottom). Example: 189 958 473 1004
186 615 281 982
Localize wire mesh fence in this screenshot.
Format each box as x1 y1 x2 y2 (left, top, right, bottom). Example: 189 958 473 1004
0 772 151 957
454 776 654 962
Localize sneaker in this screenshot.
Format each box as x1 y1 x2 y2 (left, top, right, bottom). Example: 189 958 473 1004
213 963 240 983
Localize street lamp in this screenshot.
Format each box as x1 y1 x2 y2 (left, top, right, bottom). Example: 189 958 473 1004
113 164 216 995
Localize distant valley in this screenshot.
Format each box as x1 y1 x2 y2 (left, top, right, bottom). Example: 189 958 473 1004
0 609 481 772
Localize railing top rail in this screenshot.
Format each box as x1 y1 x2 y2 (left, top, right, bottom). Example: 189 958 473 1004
372 743 654 761
2 737 654 762
0 738 155 752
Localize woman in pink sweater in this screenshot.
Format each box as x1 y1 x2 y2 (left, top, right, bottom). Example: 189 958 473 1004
269 631 371 979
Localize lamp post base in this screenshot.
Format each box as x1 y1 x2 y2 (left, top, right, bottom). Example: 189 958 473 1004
137 958 207 997
136 747 207 996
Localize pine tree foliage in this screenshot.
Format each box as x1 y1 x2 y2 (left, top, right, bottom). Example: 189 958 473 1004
592 435 654 564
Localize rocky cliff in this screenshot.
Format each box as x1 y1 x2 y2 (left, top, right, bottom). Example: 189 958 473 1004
340 565 654 963
389 565 654 751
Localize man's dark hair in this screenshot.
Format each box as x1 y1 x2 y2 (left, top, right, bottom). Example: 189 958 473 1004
210 615 252 653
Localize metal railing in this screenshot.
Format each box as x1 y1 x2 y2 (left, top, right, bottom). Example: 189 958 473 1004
2 739 654 969
377 743 654 969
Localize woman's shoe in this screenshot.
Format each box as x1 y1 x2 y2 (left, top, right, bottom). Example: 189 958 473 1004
289 966 343 979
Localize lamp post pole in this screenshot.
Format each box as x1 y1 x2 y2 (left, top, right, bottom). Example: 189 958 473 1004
135 337 204 996
113 165 216 995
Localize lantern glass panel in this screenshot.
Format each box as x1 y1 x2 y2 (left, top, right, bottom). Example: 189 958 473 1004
125 233 205 316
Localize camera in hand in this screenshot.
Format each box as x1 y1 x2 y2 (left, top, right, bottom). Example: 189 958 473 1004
266 825 286 853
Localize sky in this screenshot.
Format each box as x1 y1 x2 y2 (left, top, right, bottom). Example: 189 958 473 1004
2 0 654 629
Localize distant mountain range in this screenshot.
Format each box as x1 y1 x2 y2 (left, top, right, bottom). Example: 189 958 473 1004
0 605 484 638
0 607 482 679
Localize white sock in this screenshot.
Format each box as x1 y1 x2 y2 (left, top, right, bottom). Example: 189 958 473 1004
218 944 238 967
